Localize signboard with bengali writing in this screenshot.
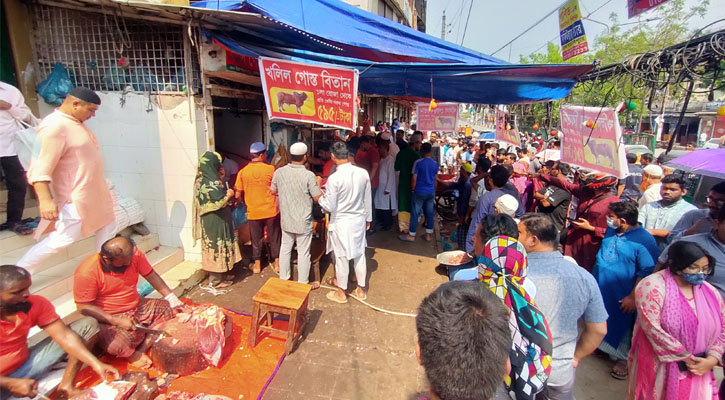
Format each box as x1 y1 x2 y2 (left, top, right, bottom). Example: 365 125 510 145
258 57 358 130
559 0 589 61
628 0 672 19
559 105 628 178
495 109 521 147
416 103 459 132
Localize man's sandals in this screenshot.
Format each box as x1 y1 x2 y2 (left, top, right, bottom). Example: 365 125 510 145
9 222 33 236
611 360 628 380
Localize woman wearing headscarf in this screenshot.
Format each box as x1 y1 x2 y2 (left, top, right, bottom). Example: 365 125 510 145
478 235 553 400
627 241 725 399
193 151 241 288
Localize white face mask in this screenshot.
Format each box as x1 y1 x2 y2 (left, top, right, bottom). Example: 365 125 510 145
606 217 619 229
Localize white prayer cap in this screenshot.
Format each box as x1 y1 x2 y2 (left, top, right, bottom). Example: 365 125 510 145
290 142 308 156
381 131 391 140
494 194 519 217
643 164 663 178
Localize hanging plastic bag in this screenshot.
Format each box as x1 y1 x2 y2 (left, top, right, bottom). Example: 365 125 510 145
36 63 74 105
13 117 41 170
232 202 248 228
102 66 130 91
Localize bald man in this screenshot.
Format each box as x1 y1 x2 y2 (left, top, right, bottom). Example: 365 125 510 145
73 237 184 368
18 88 117 273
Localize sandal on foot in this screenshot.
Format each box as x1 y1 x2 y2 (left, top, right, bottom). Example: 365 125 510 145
326 291 347 304
610 361 628 380
398 234 415 242
9 222 33 236
351 289 367 301
310 281 321 290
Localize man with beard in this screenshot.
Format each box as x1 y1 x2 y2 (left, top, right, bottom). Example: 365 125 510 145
1 265 119 399
638 175 696 251
668 181 725 241
73 237 184 368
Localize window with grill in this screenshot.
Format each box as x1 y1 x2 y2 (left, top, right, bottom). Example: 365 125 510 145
30 5 200 94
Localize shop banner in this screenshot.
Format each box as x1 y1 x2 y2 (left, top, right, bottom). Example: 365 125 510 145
628 0 671 18
258 57 358 130
495 109 521 147
416 103 459 131
559 105 628 178
559 0 589 61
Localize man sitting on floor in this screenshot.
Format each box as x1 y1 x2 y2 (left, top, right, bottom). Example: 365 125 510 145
1 265 119 399
73 237 184 368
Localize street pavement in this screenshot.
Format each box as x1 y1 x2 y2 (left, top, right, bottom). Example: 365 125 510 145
186 223 628 399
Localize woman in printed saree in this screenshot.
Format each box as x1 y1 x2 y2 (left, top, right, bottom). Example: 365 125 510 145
193 151 241 288
627 241 725 400
478 235 553 400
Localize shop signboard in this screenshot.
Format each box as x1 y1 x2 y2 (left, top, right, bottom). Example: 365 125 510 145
258 57 359 130
416 103 459 132
559 0 589 61
495 109 521 147
628 0 672 18
559 105 628 178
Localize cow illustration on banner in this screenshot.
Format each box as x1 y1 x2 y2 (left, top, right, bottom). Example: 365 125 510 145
559 105 628 178
495 109 521 147
258 57 359 130
416 103 459 131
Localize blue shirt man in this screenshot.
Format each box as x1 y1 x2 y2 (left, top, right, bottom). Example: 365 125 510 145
618 153 643 201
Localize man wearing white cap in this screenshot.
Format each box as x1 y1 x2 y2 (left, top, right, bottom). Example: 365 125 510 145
381 130 399 159
270 142 322 288
638 165 663 209
493 194 520 221
235 142 280 274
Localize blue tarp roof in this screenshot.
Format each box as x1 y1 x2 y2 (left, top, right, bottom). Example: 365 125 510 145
191 0 592 104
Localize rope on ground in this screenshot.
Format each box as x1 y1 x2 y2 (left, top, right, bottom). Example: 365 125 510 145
198 283 230 296
319 284 417 318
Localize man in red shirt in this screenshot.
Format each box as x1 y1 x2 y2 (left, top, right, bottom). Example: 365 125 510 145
1 265 119 399
355 135 380 233
73 237 184 368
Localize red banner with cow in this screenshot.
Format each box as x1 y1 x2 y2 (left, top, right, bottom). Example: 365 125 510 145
258 57 359 130
416 103 459 132
495 108 521 147
559 105 628 178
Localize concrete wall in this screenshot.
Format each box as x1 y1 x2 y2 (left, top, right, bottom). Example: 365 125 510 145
38 92 208 261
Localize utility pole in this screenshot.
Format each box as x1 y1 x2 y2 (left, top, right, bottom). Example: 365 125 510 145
441 11 446 40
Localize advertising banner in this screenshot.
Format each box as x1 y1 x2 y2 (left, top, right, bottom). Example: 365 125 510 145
495 109 521 147
258 57 358 130
559 0 589 61
628 0 671 19
416 103 459 132
559 105 628 178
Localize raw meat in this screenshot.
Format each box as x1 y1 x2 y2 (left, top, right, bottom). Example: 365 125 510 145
157 393 233 400
161 305 227 367
121 372 158 400
70 381 137 400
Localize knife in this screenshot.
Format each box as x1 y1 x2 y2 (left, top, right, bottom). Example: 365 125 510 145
134 325 169 336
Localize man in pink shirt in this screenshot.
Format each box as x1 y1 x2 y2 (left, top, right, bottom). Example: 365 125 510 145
18 87 116 273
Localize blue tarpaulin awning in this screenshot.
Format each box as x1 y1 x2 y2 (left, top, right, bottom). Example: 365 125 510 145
189 0 593 104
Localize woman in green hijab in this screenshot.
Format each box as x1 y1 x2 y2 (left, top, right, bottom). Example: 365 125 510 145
193 151 241 288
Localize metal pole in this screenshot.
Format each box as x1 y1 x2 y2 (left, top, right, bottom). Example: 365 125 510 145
666 80 695 154
441 11 446 40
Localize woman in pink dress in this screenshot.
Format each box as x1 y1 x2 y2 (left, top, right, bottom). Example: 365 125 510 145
627 241 725 399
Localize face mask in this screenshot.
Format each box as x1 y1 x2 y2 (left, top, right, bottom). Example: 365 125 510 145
680 272 706 286
606 217 619 229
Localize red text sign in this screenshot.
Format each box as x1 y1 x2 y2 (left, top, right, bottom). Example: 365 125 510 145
559 105 627 178
259 57 358 130
416 103 459 132
628 0 671 18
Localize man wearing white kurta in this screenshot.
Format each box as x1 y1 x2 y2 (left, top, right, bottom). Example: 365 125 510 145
319 141 372 303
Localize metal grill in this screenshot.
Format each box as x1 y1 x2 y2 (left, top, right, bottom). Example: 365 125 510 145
30 5 200 93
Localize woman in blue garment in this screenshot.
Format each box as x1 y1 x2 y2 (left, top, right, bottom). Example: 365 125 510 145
593 200 660 380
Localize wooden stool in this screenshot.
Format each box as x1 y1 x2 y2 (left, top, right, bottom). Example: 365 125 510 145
248 277 312 355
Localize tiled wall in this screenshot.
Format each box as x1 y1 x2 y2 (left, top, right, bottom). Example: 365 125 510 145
38 93 208 261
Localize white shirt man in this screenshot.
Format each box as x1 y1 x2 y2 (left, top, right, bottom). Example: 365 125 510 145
638 164 664 209
319 142 372 303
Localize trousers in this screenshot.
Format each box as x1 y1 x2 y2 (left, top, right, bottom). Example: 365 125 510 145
334 254 366 290
409 192 435 235
248 214 281 261
17 203 117 274
0 155 27 224
279 230 313 283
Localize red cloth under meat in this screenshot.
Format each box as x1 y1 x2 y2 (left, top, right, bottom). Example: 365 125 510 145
100 298 175 358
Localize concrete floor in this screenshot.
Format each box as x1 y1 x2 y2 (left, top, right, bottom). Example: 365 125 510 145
186 224 628 399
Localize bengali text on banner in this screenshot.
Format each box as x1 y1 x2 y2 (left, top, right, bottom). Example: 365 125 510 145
559 0 589 61
416 103 459 132
258 57 358 130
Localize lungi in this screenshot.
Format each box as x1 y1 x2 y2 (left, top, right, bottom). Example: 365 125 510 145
99 298 174 358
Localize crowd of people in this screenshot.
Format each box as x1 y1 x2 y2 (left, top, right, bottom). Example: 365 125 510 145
2 84 725 400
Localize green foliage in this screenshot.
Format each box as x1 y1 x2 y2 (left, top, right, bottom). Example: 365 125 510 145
515 0 712 130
